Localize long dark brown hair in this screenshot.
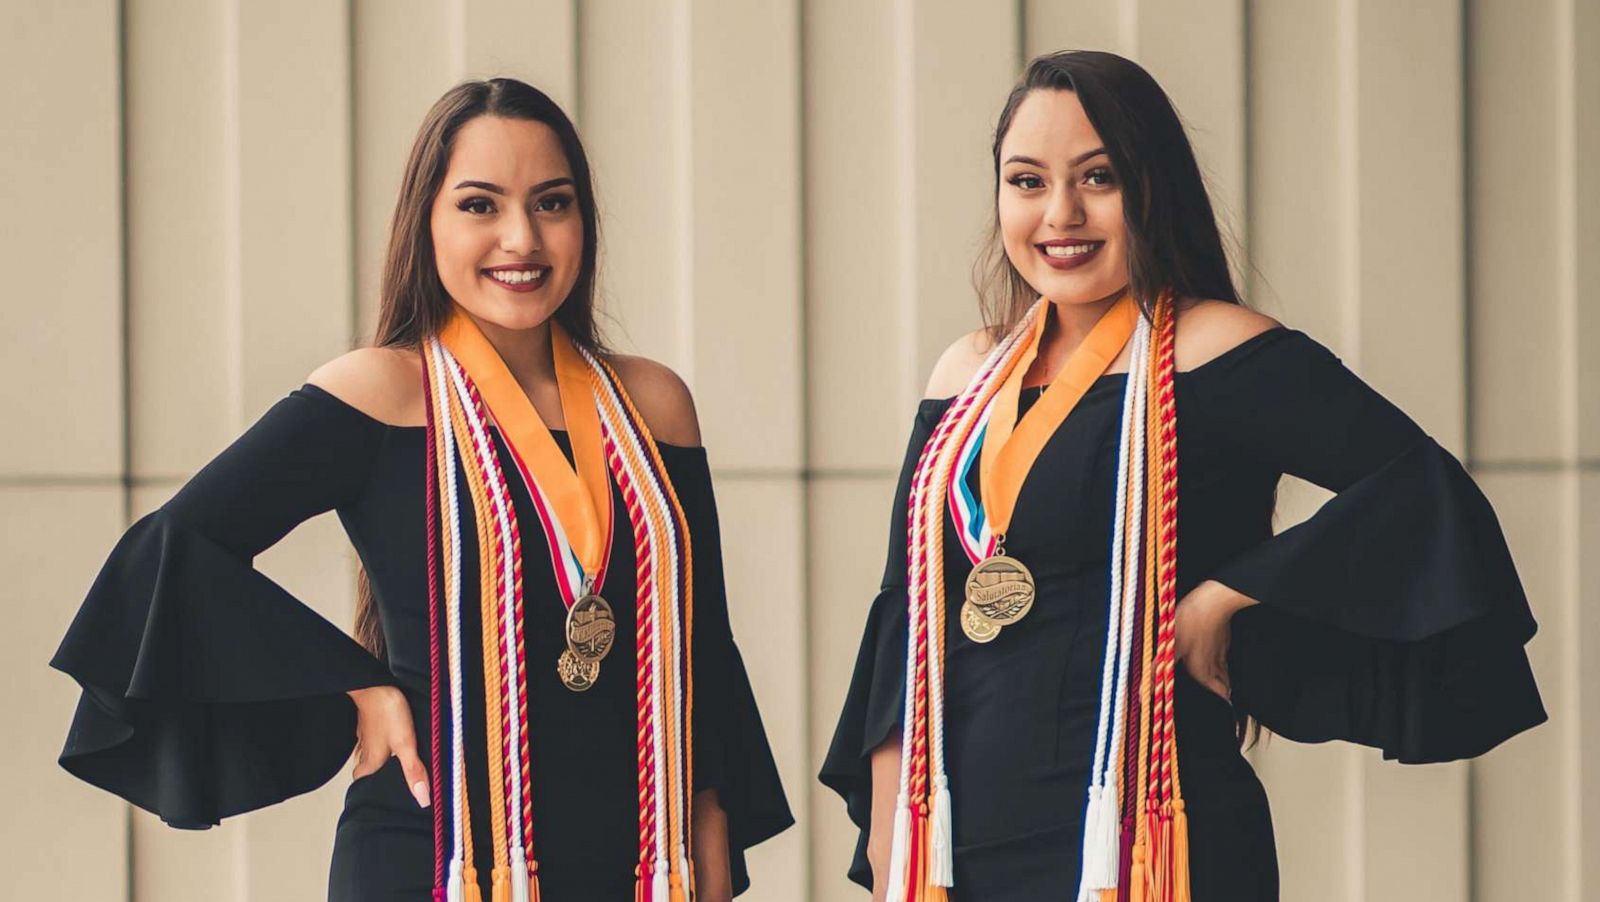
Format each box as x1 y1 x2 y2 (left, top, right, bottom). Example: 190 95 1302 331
355 78 605 659
975 50 1242 333
978 51 1265 749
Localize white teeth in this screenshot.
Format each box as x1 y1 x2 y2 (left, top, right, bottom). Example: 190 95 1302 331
487 268 545 285
1043 243 1098 258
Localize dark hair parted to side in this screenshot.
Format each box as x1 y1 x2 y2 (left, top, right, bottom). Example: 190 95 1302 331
356 78 604 659
977 51 1263 750
975 50 1243 337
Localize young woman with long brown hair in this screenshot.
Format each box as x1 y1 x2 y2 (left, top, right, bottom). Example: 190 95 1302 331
52 77 792 901
820 50 1544 901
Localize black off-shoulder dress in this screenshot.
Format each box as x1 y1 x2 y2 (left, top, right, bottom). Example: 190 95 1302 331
820 326 1545 901
50 383 793 901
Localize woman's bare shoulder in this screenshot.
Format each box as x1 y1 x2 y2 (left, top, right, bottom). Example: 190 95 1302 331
1172 298 1283 371
607 353 702 447
924 328 996 400
307 346 427 427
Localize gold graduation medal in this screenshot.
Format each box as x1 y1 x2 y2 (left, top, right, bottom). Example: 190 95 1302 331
566 593 617 661
961 553 1036 641
960 600 1002 643
557 649 600 692
558 593 615 691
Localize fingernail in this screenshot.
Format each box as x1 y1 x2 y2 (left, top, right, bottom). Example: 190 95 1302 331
412 780 430 808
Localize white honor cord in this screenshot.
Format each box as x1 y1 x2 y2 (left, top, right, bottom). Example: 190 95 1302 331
443 351 528 853
428 340 469 868
1074 317 1150 897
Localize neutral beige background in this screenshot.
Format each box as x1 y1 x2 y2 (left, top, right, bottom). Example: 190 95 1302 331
4 1 1594 900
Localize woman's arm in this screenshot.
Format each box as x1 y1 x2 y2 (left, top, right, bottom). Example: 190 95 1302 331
692 789 734 902
867 734 903 902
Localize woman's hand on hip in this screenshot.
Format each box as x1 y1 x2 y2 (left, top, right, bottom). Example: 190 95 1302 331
1173 579 1257 703
348 685 430 808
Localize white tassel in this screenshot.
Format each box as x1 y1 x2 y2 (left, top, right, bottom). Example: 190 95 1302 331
446 858 465 902
1075 783 1122 898
929 775 955 887
884 794 911 902
652 861 670 902
510 847 530 902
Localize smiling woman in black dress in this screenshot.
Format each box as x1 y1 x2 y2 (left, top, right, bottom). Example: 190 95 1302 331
51 78 791 901
820 50 1544 902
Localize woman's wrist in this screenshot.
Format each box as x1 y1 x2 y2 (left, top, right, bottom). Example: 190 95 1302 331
1199 579 1258 618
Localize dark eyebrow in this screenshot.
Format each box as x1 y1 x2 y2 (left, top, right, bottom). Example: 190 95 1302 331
1003 147 1109 168
451 176 575 195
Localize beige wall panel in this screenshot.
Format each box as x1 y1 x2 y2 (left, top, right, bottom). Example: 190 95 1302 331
1471 471 1571 900
460 0 577 111
6 486 127 900
687 0 803 471
907 3 1019 380
0 3 123 478
806 476 899 902
243 513 363 900
125 485 243 902
1360 755 1468 901
1024 0 1128 58
353 0 458 338
1579 472 1600 895
126 0 233 480
1244 0 1344 337
236 0 354 422
1250 741 1356 902
1134 0 1248 256
804 0 911 470
1351 0 1464 450
1575 2 1600 462
716 476 808 900
1468 0 1565 463
579 0 686 367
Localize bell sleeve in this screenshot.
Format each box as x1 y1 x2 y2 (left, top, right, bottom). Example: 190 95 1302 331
1196 329 1547 764
664 445 794 896
48 385 400 828
817 400 944 889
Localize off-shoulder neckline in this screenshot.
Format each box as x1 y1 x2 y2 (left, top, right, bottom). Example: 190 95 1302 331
292 382 709 455
919 325 1298 408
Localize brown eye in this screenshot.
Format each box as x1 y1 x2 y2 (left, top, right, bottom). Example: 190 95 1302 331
534 193 574 213
458 197 495 215
1008 173 1045 191
1085 168 1116 187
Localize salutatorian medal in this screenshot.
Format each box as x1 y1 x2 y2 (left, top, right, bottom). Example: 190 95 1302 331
566 594 616 661
559 593 614 691
962 553 1035 640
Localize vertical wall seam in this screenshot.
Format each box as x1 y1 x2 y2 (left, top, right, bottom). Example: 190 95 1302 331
346 0 359 347
794 5 814 896
1460 1 1479 898
116 0 134 896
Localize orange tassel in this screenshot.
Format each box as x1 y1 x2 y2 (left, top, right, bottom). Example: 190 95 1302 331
464 867 483 902
1098 890 1118 902
1172 800 1191 902
491 866 510 902
669 871 688 902
634 877 647 902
